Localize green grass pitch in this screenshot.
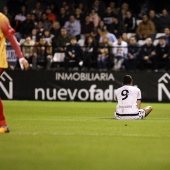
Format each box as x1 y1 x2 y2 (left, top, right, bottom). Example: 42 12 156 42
0 101 170 170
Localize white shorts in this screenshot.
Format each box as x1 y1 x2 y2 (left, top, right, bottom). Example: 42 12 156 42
114 109 146 120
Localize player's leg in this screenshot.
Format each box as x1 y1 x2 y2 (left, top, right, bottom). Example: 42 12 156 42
143 106 153 117
0 68 9 133
0 99 9 133
0 68 4 75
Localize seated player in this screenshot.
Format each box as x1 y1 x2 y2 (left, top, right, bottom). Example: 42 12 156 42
114 75 152 120
0 12 29 133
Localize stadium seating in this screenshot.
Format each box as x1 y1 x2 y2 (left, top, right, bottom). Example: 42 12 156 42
127 33 136 39
138 40 146 46
53 52 65 62
155 33 165 39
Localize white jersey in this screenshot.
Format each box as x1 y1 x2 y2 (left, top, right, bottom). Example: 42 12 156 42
115 85 142 115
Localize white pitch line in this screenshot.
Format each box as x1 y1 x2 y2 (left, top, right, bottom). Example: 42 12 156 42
9 132 170 138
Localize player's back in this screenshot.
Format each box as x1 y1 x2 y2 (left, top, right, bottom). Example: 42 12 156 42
115 85 141 114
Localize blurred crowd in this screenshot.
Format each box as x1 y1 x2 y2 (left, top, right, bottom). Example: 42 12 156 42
2 0 170 71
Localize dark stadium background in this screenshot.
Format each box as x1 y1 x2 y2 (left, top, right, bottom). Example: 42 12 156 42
1 0 170 14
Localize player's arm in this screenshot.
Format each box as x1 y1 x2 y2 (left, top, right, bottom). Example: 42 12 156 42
114 90 117 101
0 14 29 70
137 88 142 109
137 99 141 109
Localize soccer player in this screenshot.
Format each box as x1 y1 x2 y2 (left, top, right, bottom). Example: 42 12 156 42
114 75 152 120
0 12 29 133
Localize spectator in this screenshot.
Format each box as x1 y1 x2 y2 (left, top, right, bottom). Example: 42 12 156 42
50 21 61 39
148 9 160 33
12 12 25 40
53 27 71 53
45 7 56 23
113 35 128 71
12 4 27 24
20 13 35 38
31 13 38 27
30 28 39 42
139 38 156 70
89 9 101 28
36 21 44 38
155 36 170 71
81 15 94 39
64 14 81 40
125 36 139 71
62 1 72 16
21 36 35 64
32 36 52 70
124 10 136 33
118 2 129 22
136 14 156 40
74 7 84 24
2 6 12 22
97 20 106 30
92 0 106 18
108 2 118 17
122 32 129 43
160 9 170 32
61 1 68 8
43 30 53 43
77 2 87 16
49 2 58 14
108 16 126 36
41 13 52 30
83 36 97 70
163 27 170 45
90 28 100 45
19 5 28 17
97 36 113 71
98 27 117 43
12 12 25 34
138 1 148 19
102 6 115 30
64 36 83 70
58 7 69 27
31 2 43 20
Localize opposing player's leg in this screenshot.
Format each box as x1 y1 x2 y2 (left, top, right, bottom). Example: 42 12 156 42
0 68 4 75
0 98 9 133
143 106 153 117
0 68 9 133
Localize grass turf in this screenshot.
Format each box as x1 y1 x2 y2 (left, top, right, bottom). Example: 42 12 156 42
0 101 170 170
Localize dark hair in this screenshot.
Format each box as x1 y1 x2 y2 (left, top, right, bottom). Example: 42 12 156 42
142 13 148 18
70 36 77 40
123 75 133 85
61 27 67 30
85 36 96 46
69 13 75 17
116 34 122 39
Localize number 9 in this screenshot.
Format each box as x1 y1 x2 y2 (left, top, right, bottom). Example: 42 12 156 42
121 90 129 100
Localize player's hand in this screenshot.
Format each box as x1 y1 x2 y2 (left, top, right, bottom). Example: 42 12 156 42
19 58 29 71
